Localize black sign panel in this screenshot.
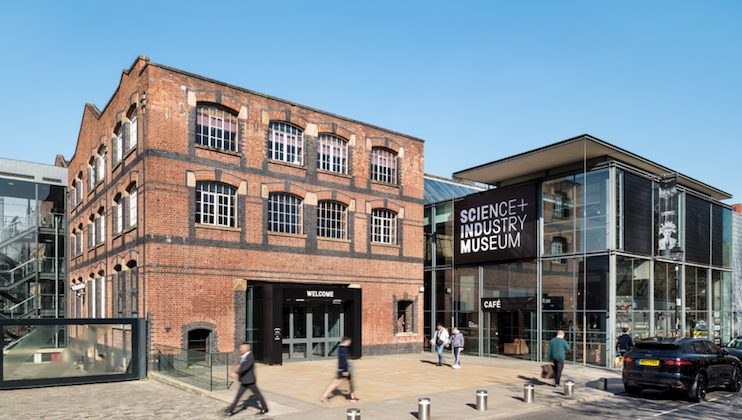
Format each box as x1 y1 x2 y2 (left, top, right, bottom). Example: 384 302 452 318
282 286 356 301
454 183 537 266
658 177 678 251
481 296 537 312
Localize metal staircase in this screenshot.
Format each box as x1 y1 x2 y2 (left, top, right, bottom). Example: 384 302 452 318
0 212 38 320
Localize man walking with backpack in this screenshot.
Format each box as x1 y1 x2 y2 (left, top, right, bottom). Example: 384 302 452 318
616 327 634 361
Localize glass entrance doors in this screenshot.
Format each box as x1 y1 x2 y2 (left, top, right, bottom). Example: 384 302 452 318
484 311 536 360
282 302 343 361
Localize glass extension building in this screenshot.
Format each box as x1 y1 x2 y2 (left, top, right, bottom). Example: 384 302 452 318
424 135 734 368
0 158 67 321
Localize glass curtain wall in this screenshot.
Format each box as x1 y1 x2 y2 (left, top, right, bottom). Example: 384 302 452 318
616 256 651 340
0 178 66 320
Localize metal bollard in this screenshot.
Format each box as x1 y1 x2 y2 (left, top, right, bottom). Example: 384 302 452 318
524 384 535 403
418 398 431 420
347 408 361 420
598 378 607 390
476 390 488 411
563 380 575 397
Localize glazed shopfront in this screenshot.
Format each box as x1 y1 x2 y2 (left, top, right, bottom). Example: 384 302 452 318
424 135 734 368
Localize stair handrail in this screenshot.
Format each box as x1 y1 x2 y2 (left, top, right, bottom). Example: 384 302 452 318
5 294 35 313
0 258 37 287
0 212 37 243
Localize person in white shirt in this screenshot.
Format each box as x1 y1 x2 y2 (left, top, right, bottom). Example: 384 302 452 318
430 323 450 366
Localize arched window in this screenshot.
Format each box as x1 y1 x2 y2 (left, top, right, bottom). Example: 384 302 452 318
113 193 123 235
127 109 138 153
126 183 138 228
268 193 303 234
113 123 123 164
76 223 83 255
317 200 348 239
95 207 105 245
196 104 238 152
317 134 348 174
195 182 236 227
370 147 397 184
268 122 303 165
371 208 397 245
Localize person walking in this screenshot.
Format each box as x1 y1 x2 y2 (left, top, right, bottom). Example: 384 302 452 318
320 336 359 403
547 330 571 387
226 343 268 416
450 327 464 369
616 327 634 361
430 323 450 366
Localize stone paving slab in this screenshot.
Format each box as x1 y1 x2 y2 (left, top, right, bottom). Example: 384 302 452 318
1 352 625 420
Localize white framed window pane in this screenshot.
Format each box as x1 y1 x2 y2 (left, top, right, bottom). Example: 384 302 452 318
371 209 397 245
129 188 138 227
268 193 302 234
195 182 236 227
269 122 303 165
370 148 397 184
317 134 348 174
129 111 138 152
195 105 238 152
317 201 347 239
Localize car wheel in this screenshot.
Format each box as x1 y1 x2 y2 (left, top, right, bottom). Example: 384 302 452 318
625 385 642 396
688 372 707 403
727 366 742 392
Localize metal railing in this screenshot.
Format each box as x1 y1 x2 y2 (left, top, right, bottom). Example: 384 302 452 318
2 294 36 319
152 343 234 391
0 259 37 289
0 212 37 244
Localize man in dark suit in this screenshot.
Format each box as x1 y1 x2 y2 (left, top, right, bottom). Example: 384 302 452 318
226 343 268 416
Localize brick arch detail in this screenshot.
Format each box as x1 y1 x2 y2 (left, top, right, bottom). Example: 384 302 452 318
181 321 219 352
366 199 404 218
191 91 242 116
367 137 402 155
265 110 308 131
315 190 353 207
263 182 308 200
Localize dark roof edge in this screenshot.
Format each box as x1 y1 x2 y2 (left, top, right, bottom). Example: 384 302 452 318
144 60 424 144
453 134 732 200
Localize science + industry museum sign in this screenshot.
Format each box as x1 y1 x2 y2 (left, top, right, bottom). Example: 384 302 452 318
453 183 537 266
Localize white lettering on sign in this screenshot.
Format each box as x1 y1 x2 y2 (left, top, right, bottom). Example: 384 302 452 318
459 198 530 256
306 290 334 298
483 299 502 309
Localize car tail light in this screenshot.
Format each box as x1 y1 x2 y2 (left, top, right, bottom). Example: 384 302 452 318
663 359 692 366
624 356 634 362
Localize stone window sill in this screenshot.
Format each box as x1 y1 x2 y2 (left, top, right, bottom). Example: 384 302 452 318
195 223 240 232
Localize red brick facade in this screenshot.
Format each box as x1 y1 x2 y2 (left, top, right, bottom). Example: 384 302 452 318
67 57 425 359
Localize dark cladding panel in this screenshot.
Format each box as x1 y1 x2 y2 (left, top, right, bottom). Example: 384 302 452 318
712 205 723 267
453 183 538 266
685 195 710 265
623 173 652 255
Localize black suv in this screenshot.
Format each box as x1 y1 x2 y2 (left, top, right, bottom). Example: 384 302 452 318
622 337 741 402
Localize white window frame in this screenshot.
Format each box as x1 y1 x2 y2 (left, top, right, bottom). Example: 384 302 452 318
317 200 347 239
370 148 397 184
317 134 348 174
94 211 105 245
113 130 122 164
88 218 95 249
195 182 236 227
70 233 76 257
128 186 138 228
75 229 83 255
268 193 303 234
114 198 123 234
268 122 304 165
127 110 138 153
371 209 397 245
195 105 238 152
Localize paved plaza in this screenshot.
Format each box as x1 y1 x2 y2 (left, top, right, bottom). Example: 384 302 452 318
2 352 625 419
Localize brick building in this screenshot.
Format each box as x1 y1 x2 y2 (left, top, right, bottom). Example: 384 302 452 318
66 56 425 364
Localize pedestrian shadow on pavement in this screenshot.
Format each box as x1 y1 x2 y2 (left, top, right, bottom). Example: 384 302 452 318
420 360 451 367
466 403 477 410
584 377 623 392
518 375 550 386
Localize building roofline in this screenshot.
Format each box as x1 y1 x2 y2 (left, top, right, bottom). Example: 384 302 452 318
453 134 731 201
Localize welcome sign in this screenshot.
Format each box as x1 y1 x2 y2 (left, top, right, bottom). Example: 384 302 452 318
454 183 537 266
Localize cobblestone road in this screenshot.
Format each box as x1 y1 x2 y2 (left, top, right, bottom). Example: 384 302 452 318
1 380 238 420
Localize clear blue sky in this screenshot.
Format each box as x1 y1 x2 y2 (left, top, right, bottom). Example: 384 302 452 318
1 1 740 203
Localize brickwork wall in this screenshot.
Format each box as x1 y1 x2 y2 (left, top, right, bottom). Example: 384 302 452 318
68 57 425 357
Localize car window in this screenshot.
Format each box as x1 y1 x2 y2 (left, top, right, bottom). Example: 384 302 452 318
690 342 710 355
703 341 721 354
